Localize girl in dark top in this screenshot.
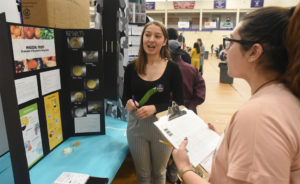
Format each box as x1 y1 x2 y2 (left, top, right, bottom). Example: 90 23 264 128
122 21 183 184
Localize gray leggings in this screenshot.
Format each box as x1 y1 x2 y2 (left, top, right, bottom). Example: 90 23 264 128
127 111 172 184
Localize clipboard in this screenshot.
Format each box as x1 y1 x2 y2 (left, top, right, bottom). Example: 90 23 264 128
154 101 220 180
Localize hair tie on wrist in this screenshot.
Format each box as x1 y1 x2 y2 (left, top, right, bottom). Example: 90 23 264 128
178 166 195 179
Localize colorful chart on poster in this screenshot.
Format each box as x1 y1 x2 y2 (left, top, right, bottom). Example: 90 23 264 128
10 25 57 73
19 103 43 168
44 92 63 150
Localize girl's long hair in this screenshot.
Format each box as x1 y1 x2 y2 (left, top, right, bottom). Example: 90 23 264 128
193 42 200 53
282 5 300 98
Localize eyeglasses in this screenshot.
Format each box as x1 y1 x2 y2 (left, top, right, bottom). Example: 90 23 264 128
223 37 258 50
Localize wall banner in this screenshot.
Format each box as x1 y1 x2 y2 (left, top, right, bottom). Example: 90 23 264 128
173 1 195 9
251 0 264 8
146 2 155 10
214 0 226 9
204 22 217 29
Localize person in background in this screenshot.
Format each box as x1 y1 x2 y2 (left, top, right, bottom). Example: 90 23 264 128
190 42 201 71
167 40 206 184
172 5 300 184
167 28 191 64
211 44 214 56
169 40 206 122
178 32 185 49
217 44 223 58
122 21 184 184
198 38 205 75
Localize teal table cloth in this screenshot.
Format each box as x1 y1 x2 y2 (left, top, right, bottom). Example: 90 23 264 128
0 152 14 184
30 116 128 184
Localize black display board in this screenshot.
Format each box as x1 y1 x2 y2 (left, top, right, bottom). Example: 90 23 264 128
103 0 120 100
0 94 9 156
0 13 105 184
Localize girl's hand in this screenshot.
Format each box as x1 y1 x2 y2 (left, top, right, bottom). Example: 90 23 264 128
172 138 191 170
134 105 156 119
125 99 138 112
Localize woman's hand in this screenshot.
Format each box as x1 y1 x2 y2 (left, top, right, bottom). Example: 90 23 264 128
134 105 156 119
172 138 191 171
125 99 138 112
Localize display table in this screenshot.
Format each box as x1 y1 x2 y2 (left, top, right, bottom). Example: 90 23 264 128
29 116 128 184
0 152 14 184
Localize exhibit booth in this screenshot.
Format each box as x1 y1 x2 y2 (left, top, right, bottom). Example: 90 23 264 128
0 12 128 184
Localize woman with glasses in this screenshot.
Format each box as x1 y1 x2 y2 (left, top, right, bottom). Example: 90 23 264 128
172 5 300 184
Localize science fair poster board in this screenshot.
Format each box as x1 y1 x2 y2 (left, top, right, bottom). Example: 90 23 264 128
0 13 105 183
8 24 105 140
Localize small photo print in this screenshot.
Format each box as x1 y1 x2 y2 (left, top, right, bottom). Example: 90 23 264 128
141 0 146 13
136 14 146 24
83 51 98 64
87 101 103 114
10 25 54 40
71 91 86 104
72 106 87 118
71 65 86 77
129 13 134 23
84 78 99 90
128 3 134 13
141 14 146 23
135 4 141 13
15 56 57 73
67 37 84 49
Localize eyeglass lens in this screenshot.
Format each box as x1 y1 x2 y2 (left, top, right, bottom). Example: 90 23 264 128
224 39 230 49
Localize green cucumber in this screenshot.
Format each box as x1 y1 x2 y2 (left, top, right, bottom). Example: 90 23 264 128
138 87 157 106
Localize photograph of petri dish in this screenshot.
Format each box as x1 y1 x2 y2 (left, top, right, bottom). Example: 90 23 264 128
85 78 99 90
72 107 87 118
71 91 86 104
74 92 84 102
68 37 84 49
83 51 98 63
72 65 86 77
88 101 102 113
87 80 96 89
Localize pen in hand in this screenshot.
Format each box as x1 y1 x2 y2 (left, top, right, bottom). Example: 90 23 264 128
132 95 138 108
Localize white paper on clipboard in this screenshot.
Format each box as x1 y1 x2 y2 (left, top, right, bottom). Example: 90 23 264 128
154 108 220 173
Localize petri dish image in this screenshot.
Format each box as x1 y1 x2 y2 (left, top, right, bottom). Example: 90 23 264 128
87 79 97 89
69 37 83 48
74 92 84 102
75 108 85 117
87 101 102 113
87 52 94 59
72 66 83 76
83 51 98 63
93 104 99 110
